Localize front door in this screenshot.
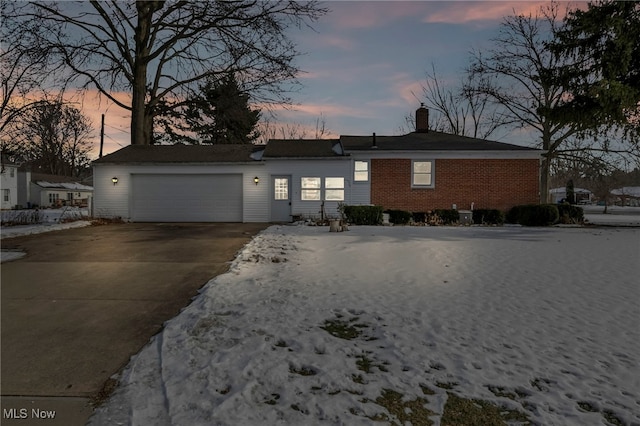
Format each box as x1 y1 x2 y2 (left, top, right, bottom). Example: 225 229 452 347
271 175 291 222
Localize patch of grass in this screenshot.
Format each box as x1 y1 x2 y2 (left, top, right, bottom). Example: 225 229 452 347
420 384 436 396
289 364 317 376
602 409 624 425
487 385 517 400
435 381 458 390
356 354 374 373
530 377 553 392
371 388 435 426
264 393 280 405
354 352 389 374
577 402 624 426
577 401 598 412
441 392 530 426
429 361 447 371
321 318 363 340
352 374 366 384
290 404 308 414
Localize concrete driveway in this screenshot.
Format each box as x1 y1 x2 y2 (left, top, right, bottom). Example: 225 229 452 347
1 222 268 426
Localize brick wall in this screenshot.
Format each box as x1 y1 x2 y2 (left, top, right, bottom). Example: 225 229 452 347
371 158 540 211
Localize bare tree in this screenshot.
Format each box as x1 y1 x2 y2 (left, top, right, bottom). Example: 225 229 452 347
9 1 327 146
469 3 585 203
11 97 93 177
257 112 331 144
414 63 506 139
0 2 65 152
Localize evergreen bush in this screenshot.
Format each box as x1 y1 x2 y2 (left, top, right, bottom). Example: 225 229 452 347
412 212 427 224
433 209 459 225
507 204 559 226
385 209 412 225
342 205 383 225
472 209 505 225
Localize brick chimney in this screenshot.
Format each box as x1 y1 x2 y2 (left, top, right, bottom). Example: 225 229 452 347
415 103 428 133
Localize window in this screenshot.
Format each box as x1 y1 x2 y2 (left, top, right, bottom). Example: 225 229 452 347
412 161 433 187
67 193 74 201
325 177 344 201
3 189 9 202
274 178 289 200
10 168 14 177
301 177 321 200
49 193 59 204
354 161 369 181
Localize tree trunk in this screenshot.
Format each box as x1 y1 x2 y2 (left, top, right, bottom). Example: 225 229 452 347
540 155 551 204
131 1 162 145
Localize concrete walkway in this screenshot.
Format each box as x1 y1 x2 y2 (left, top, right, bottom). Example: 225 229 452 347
1 222 268 425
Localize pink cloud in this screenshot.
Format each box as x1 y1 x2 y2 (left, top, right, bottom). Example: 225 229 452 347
422 1 587 24
314 34 358 51
327 2 429 29
69 90 132 157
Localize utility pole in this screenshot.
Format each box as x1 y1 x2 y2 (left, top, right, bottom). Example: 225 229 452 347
99 114 105 158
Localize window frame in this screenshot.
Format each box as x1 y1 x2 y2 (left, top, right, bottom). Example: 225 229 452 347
354 160 369 182
273 177 289 201
301 177 321 201
411 160 435 188
324 177 344 201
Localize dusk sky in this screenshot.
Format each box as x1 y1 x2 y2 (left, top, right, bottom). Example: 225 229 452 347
92 1 577 157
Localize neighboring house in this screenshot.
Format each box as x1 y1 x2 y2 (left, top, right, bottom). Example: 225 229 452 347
18 171 94 208
1 160 19 209
93 106 543 222
549 187 593 204
611 187 640 207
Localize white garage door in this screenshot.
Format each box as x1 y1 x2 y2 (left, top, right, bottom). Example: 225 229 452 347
131 174 243 222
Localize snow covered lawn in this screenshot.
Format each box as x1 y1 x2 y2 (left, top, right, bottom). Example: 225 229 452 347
90 225 639 426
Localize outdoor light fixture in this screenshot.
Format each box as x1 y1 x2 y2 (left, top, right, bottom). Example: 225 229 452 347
254 176 259 185
112 177 118 185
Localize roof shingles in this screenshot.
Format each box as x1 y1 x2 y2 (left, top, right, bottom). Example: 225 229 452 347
340 131 539 151
93 144 260 164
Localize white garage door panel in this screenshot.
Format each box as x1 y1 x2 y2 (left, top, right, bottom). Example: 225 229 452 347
132 174 242 222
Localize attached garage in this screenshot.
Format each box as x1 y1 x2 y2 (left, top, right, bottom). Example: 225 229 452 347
92 144 266 223
131 174 243 222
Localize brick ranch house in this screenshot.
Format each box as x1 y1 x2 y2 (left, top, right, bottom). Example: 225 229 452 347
93 106 543 222
341 106 542 212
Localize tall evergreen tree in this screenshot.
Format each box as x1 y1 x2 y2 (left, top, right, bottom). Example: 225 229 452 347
552 1 640 133
197 74 261 144
159 74 261 144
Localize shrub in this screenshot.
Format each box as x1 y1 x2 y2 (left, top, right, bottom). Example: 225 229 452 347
557 203 584 224
342 205 383 225
507 204 559 226
433 209 459 225
412 212 427 224
385 209 412 225
472 209 505 225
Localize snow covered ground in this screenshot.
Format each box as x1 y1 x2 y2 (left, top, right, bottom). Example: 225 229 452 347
88 224 640 426
583 205 640 227
1 208 92 262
